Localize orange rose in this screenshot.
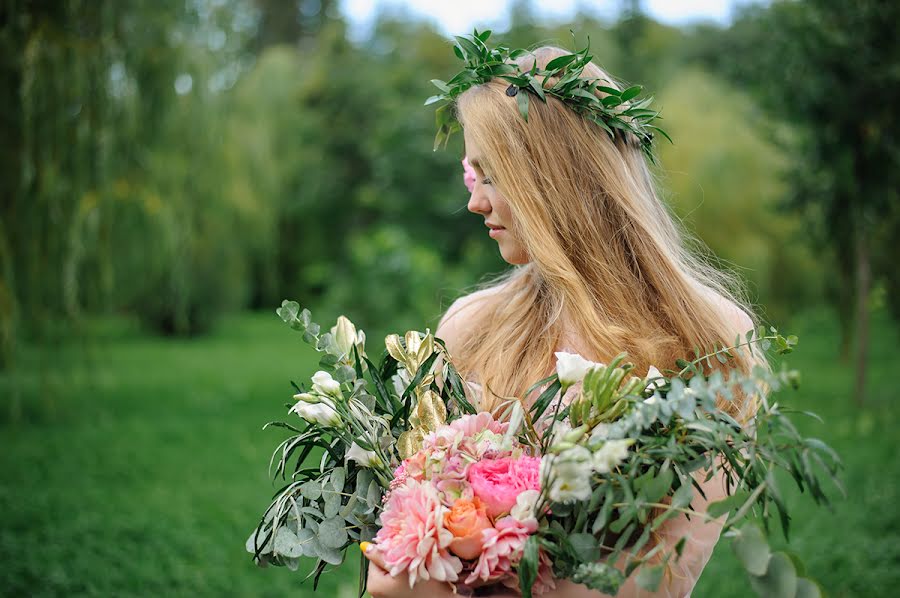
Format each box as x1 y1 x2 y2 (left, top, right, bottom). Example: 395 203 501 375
444 497 492 560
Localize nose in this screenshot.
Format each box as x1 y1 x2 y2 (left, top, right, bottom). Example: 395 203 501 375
467 183 491 215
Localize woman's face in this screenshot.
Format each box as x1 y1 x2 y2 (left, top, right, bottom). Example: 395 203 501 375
463 130 530 265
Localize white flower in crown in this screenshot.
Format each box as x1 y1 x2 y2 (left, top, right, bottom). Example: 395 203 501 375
592 439 634 475
555 352 604 388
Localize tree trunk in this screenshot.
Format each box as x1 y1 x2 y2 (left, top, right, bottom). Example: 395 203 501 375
853 226 871 405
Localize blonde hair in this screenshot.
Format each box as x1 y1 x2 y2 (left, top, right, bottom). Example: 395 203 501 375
444 46 768 422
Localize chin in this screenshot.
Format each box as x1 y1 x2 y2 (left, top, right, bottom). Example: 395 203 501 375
499 246 530 265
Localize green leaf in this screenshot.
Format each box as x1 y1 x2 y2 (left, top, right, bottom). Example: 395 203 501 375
795 577 822 598
527 77 547 102
596 85 621 96
635 563 665 591
545 53 577 71
318 516 349 549
518 535 539 598
517 90 530 121
708 490 750 518
671 482 694 509
619 85 642 102
569 533 600 562
637 467 673 504
749 552 797 598
454 36 482 61
731 525 771 577
274 527 305 558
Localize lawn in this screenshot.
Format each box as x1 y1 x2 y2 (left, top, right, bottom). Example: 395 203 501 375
1 306 897 597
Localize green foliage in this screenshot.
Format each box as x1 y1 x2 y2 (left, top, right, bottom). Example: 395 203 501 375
429 30 669 161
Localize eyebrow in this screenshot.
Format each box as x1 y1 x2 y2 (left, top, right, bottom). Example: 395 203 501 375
468 156 483 170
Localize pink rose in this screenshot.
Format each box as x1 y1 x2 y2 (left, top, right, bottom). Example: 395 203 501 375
467 456 542 519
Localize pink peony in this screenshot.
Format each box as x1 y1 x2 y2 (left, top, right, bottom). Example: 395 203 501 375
467 456 542 519
375 478 463 587
465 516 537 585
462 157 477 193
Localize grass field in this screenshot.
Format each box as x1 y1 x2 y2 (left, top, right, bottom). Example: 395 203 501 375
1 306 898 597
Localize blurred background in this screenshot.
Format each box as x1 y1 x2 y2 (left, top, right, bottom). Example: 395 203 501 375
1 0 897 596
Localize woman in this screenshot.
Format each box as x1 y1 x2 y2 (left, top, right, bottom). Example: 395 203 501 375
364 46 764 597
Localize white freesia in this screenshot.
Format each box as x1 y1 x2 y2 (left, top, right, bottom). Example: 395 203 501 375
311 370 342 397
510 489 540 523
592 439 634 474
345 441 380 467
290 393 341 426
542 446 593 503
555 352 603 388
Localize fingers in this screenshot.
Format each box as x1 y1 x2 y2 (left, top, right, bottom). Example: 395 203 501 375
360 541 387 571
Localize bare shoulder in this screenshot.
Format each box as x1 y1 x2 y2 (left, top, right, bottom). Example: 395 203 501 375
436 284 506 355
703 287 755 336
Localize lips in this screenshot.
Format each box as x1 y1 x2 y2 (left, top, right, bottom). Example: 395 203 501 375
485 223 505 231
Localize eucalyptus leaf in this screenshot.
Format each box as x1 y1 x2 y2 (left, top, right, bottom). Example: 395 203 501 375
273 527 305 558
319 515 349 549
732 525 771 577
749 552 797 598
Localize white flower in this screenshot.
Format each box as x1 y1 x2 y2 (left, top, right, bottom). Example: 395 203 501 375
345 441 380 467
555 352 603 388
592 439 633 475
510 489 540 523
645 365 665 392
542 446 593 503
589 423 612 444
330 316 366 361
311 370 342 397
290 394 341 426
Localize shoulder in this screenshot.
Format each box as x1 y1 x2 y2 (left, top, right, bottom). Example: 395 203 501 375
701 286 756 336
436 284 506 355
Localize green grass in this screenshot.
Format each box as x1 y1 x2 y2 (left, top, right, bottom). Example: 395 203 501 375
1 307 897 596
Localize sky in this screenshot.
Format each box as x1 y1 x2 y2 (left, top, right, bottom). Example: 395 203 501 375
339 0 765 39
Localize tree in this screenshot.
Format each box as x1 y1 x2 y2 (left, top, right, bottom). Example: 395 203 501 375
695 0 900 404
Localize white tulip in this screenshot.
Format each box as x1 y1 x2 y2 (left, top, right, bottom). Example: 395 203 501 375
345 441 380 467
592 439 633 475
555 352 603 388
311 370 342 397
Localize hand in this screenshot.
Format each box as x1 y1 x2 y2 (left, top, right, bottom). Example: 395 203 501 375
361 542 457 598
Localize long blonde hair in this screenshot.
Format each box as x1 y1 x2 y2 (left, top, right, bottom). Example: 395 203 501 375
445 46 768 422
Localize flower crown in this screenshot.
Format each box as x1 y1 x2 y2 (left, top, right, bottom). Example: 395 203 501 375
426 30 671 163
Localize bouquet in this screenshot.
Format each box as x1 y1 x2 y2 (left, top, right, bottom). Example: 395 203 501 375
247 301 840 597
